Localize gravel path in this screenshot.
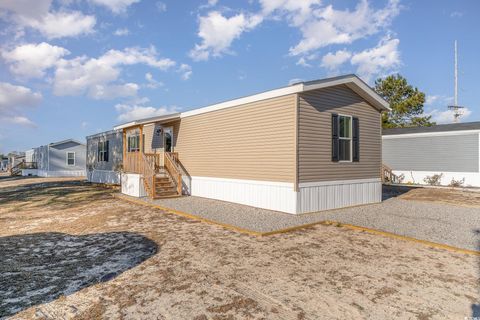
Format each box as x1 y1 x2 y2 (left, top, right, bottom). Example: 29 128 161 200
120 193 480 251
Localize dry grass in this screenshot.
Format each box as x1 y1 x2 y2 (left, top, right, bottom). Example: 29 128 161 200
1 177 479 319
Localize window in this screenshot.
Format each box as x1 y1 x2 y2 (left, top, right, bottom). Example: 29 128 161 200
98 140 109 162
332 114 359 162
128 135 139 152
127 134 144 152
67 152 75 166
339 115 352 161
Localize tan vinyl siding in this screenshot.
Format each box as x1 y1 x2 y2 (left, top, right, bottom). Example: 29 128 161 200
171 95 297 183
298 85 382 183
143 124 155 153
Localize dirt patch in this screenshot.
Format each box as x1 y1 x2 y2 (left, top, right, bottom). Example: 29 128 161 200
0 178 478 319
384 185 480 207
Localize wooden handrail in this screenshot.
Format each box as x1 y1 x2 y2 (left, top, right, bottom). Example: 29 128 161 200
382 163 399 184
164 152 182 195
141 153 156 198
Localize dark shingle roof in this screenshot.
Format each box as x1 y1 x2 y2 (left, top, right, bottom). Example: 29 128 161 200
382 121 480 135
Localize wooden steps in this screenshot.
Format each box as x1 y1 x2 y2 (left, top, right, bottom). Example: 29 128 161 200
152 171 181 199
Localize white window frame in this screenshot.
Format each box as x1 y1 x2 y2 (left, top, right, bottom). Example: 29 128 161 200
98 140 108 162
66 152 75 166
338 114 353 162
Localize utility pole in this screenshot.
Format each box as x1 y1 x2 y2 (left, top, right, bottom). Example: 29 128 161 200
448 40 465 123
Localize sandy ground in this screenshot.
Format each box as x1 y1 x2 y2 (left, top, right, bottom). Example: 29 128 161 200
0 174 85 189
0 177 479 319
384 184 480 207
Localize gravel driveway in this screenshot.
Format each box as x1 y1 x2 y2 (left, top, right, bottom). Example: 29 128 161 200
126 187 480 251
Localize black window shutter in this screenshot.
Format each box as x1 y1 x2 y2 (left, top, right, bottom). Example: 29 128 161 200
97 142 100 161
331 113 339 162
105 140 109 162
352 117 360 162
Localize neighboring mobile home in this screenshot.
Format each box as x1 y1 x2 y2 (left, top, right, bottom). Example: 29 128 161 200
86 130 123 184
113 74 389 214
383 122 480 187
1 157 9 171
27 139 86 177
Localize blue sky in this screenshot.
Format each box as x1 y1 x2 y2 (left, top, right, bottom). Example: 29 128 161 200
0 0 479 153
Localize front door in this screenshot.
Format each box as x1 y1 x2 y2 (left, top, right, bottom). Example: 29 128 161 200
163 127 173 152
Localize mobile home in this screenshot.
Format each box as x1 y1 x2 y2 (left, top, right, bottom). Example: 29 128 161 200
86 130 123 184
113 74 389 214
28 139 86 177
383 122 480 187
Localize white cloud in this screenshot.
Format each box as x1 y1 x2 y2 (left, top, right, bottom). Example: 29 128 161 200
428 107 472 124
89 83 139 99
156 1 167 12
0 82 42 110
53 47 175 99
1 42 70 79
114 28 130 36
189 11 263 61
10 116 36 127
178 64 192 80
145 72 163 88
425 95 440 106
21 11 96 39
450 11 464 18
321 49 352 70
286 0 400 56
260 0 321 26
0 0 51 20
115 102 178 122
296 57 311 67
189 0 400 65
89 0 140 14
350 37 400 82
0 0 96 39
0 82 42 127
425 94 454 106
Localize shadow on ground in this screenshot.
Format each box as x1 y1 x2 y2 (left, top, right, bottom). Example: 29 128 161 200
0 175 30 182
0 232 158 318
0 181 111 211
382 184 416 201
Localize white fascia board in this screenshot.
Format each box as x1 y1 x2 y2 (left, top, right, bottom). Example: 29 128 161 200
114 121 138 130
180 84 304 118
382 129 480 139
113 114 181 130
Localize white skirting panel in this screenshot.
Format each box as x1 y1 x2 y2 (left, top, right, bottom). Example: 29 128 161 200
189 176 297 214
393 170 480 187
21 169 38 176
297 178 382 214
87 170 121 185
121 173 147 197
37 170 86 177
